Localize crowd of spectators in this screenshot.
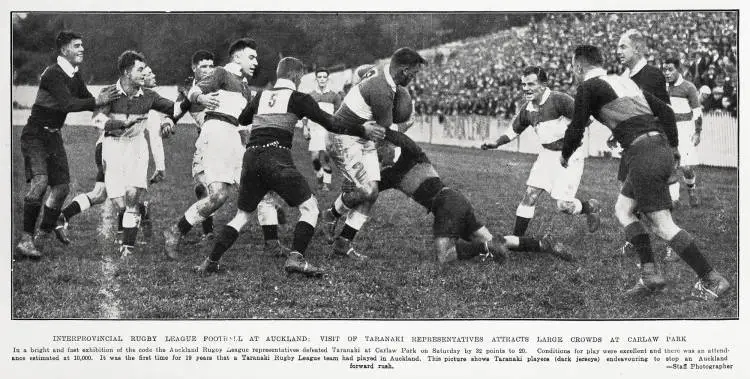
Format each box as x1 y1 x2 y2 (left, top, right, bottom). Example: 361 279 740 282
410 12 738 119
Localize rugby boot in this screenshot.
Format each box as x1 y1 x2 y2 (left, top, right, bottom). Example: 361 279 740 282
332 237 368 261
194 257 221 276
119 245 135 259
688 188 700 207
163 225 183 260
663 246 681 262
624 263 667 297
321 208 339 244
585 199 601 233
479 241 507 265
264 240 291 257
15 236 42 260
284 252 325 277
619 241 636 257
540 234 574 262
39 220 71 246
691 270 730 301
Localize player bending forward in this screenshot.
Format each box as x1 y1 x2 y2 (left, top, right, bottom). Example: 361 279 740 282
481 66 600 239
194 57 385 277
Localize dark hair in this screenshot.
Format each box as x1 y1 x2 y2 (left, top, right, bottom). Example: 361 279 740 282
276 57 305 79
192 50 214 65
56 31 82 51
391 47 428 67
228 38 257 57
574 45 604 67
315 67 330 76
664 57 681 69
522 66 548 83
117 50 146 75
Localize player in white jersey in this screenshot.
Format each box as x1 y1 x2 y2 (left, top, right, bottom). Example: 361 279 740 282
302 68 342 191
481 66 600 250
663 58 702 207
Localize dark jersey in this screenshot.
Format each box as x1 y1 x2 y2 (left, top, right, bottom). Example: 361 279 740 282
189 64 253 126
562 68 677 161
25 63 96 132
629 64 670 104
239 80 366 148
94 83 176 138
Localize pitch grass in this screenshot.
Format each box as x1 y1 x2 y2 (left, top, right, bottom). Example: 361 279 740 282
11 125 738 319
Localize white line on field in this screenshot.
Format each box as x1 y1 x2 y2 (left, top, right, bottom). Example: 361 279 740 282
98 200 122 319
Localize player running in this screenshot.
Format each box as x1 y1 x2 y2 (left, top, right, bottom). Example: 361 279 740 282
194 57 386 276
321 48 427 259
480 66 600 240
302 68 342 191
561 45 729 300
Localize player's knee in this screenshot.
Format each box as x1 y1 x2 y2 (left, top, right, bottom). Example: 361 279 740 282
360 182 379 202
298 196 319 227
26 175 49 200
614 199 636 225
208 189 230 207
555 199 574 214
522 190 540 206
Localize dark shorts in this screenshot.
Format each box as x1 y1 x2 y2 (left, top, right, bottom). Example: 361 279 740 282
620 136 675 213
20 127 70 186
237 147 312 212
95 142 105 182
432 188 483 240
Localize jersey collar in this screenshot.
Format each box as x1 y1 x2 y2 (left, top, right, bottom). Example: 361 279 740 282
526 88 551 111
383 62 397 92
116 79 143 98
671 75 685 87
57 56 78 78
584 67 608 81
275 78 297 90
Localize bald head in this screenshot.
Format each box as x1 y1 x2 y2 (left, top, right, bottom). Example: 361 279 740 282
617 29 646 68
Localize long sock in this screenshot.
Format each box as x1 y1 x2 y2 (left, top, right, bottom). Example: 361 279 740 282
341 210 368 241
291 221 315 254
138 202 149 221
262 225 278 241
178 203 205 235
685 176 696 190
323 168 332 185
39 205 61 231
117 209 125 232
455 240 488 259
202 217 214 234
669 182 680 202
669 230 712 278
209 226 239 262
23 200 42 235
331 195 350 219
625 221 653 264
579 198 593 214
312 158 321 172
514 204 535 236
518 237 542 252
121 211 140 247
62 194 91 220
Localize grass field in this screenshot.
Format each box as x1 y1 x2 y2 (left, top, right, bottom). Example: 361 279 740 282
11 124 739 319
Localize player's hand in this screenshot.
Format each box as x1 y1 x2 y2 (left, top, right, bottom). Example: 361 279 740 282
362 121 386 141
160 119 176 138
606 135 619 149
96 86 121 106
149 170 165 184
559 155 569 168
238 127 252 146
691 132 701 146
341 179 356 193
196 92 220 110
480 142 497 150
303 126 311 141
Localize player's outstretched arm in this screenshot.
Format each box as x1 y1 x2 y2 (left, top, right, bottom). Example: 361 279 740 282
384 129 422 158
643 90 678 148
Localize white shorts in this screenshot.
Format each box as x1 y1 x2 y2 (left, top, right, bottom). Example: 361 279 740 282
326 135 380 185
677 121 699 166
197 119 245 185
307 123 328 152
526 148 585 201
103 135 149 199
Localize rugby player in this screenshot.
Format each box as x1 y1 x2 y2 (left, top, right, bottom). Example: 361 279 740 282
302 68 342 191
95 51 193 257
560 45 729 300
321 48 427 260
480 66 600 240
194 57 386 276
163 38 279 260
16 31 120 259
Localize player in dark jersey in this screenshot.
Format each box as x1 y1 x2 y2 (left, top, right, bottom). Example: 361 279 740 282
561 45 729 300
302 68 342 191
16 31 120 259
194 57 386 277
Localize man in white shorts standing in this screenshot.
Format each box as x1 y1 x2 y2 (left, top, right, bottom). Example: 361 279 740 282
481 66 600 245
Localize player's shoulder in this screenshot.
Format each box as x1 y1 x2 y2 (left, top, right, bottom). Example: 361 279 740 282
142 87 160 98
549 90 574 103
40 64 66 80
680 79 699 93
